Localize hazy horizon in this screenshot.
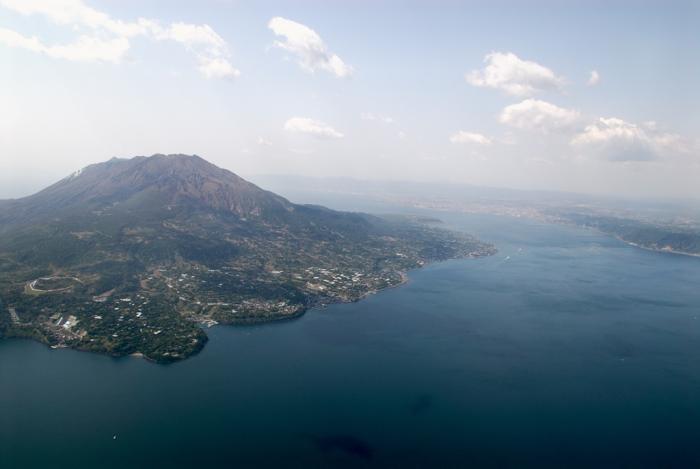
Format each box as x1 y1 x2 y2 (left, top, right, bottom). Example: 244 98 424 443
3 153 700 206
2 0 699 200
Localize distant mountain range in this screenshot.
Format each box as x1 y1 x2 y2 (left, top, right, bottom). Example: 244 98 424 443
0 154 494 363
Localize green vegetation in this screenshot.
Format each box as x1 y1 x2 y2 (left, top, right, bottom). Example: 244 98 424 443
0 155 495 363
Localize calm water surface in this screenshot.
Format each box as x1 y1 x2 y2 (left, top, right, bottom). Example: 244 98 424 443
2 212 700 468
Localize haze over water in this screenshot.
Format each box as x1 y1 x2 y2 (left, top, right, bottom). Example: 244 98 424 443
2 210 700 468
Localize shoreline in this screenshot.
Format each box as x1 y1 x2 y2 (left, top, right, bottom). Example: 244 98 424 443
493 213 700 260
216 254 479 328
2 247 496 365
409 205 700 260
617 237 700 258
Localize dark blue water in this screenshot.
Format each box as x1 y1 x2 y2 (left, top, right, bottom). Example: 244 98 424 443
2 213 700 468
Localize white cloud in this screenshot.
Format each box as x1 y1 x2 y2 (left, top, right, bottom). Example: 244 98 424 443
572 118 641 146
450 131 492 145
0 27 44 54
197 57 240 79
284 117 344 139
154 22 239 79
0 27 129 62
571 117 683 161
257 137 272 146
588 70 600 86
466 52 564 96
0 0 140 35
268 16 352 78
0 0 239 78
44 34 129 62
499 99 580 132
158 22 226 49
361 112 394 124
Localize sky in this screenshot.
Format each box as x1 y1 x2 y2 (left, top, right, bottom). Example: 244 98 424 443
1 0 699 199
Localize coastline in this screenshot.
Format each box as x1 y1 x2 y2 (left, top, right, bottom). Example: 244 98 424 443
2 246 496 365
518 215 700 260
219 252 486 328
616 237 700 258
183 249 495 361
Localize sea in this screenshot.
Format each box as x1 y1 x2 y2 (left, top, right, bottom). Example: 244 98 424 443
2 204 700 468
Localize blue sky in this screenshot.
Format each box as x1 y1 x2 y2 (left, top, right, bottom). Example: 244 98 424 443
1 0 698 198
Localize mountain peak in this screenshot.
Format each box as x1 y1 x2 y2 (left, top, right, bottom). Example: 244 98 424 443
8 154 293 222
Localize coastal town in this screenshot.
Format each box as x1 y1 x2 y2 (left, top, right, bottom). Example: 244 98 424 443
1 216 495 363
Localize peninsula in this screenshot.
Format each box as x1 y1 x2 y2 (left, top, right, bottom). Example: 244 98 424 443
0 154 495 363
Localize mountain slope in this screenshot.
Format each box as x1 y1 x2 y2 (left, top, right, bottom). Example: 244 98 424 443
0 154 495 363
0 154 294 226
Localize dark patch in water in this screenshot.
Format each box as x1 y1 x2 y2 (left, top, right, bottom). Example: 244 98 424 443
313 434 374 461
410 393 434 415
